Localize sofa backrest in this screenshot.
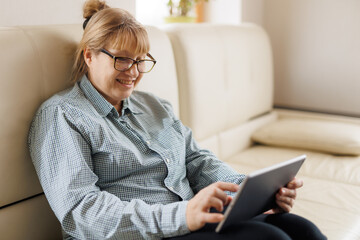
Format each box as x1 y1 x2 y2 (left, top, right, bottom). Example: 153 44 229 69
0 24 178 240
164 24 276 159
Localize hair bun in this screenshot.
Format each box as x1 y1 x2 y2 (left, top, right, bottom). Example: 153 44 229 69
83 0 109 20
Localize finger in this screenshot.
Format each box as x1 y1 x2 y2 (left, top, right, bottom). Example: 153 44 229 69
276 199 292 212
225 196 233 206
201 212 224 224
277 196 294 207
214 182 240 193
276 194 295 210
211 187 229 205
287 178 303 189
264 209 275 214
207 197 225 212
279 188 297 199
276 194 294 212
277 191 295 203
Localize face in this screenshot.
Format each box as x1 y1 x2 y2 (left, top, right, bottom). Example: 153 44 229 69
84 47 145 111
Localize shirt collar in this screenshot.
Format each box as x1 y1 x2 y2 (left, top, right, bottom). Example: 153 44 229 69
79 75 143 117
122 97 143 115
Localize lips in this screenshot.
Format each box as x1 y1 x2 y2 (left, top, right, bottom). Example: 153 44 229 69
116 79 134 85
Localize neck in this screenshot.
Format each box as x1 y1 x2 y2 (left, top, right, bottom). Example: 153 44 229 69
115 101 123 115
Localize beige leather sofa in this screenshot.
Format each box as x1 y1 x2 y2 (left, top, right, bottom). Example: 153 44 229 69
0 23 359 240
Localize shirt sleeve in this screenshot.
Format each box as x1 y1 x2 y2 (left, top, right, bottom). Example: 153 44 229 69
160 99 246 195
28 104 190 239
183 124 246 194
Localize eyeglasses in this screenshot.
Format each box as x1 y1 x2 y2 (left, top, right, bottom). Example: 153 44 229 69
100 48 156 73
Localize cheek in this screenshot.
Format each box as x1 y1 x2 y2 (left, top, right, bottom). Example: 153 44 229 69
88 60 106 79
134 74 144 87
97 66 118 85
89 66 117 91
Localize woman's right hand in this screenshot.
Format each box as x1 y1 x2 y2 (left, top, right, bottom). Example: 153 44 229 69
186 182 239 232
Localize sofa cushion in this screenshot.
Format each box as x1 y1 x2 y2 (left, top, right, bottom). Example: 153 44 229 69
252 118 360 155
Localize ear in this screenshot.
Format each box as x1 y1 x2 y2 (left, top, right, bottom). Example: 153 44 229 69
83 47 93 67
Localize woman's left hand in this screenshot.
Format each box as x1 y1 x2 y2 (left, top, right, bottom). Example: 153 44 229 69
267 178 303 214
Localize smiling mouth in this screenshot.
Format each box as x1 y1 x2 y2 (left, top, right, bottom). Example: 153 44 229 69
117 79 134 85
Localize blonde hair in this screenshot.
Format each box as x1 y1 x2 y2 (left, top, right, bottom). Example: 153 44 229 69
71 0 150 82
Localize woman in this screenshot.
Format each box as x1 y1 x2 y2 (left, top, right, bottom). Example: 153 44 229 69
28 0 326 239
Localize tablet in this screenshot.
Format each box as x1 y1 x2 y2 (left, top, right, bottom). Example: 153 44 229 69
215 154 306 233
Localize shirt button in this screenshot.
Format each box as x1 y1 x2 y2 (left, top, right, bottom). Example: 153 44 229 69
169 187 174 191
166 158 170 163
146 140 151 145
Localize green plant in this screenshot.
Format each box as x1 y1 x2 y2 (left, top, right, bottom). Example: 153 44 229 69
167 0 208 17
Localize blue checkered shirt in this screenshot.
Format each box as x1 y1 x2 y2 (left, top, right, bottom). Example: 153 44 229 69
28 75 245 239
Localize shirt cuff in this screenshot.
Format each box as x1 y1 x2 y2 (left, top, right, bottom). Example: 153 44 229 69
161 201 191 238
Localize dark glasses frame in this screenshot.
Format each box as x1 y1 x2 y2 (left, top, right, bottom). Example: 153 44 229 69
100 48 157 73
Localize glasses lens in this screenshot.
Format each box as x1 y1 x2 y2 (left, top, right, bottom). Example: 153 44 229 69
115 58 133 71
138 60 155 73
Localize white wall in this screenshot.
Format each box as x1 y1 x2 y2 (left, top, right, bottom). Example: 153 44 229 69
136 0 168 26
205 0 241 24
241 0 263 26
0 0 135 27
243 0 360 117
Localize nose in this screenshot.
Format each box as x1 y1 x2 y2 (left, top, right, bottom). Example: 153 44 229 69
126 63 139 78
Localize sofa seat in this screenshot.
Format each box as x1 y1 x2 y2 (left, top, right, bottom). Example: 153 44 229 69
227 145 360 185
225 144 360 239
